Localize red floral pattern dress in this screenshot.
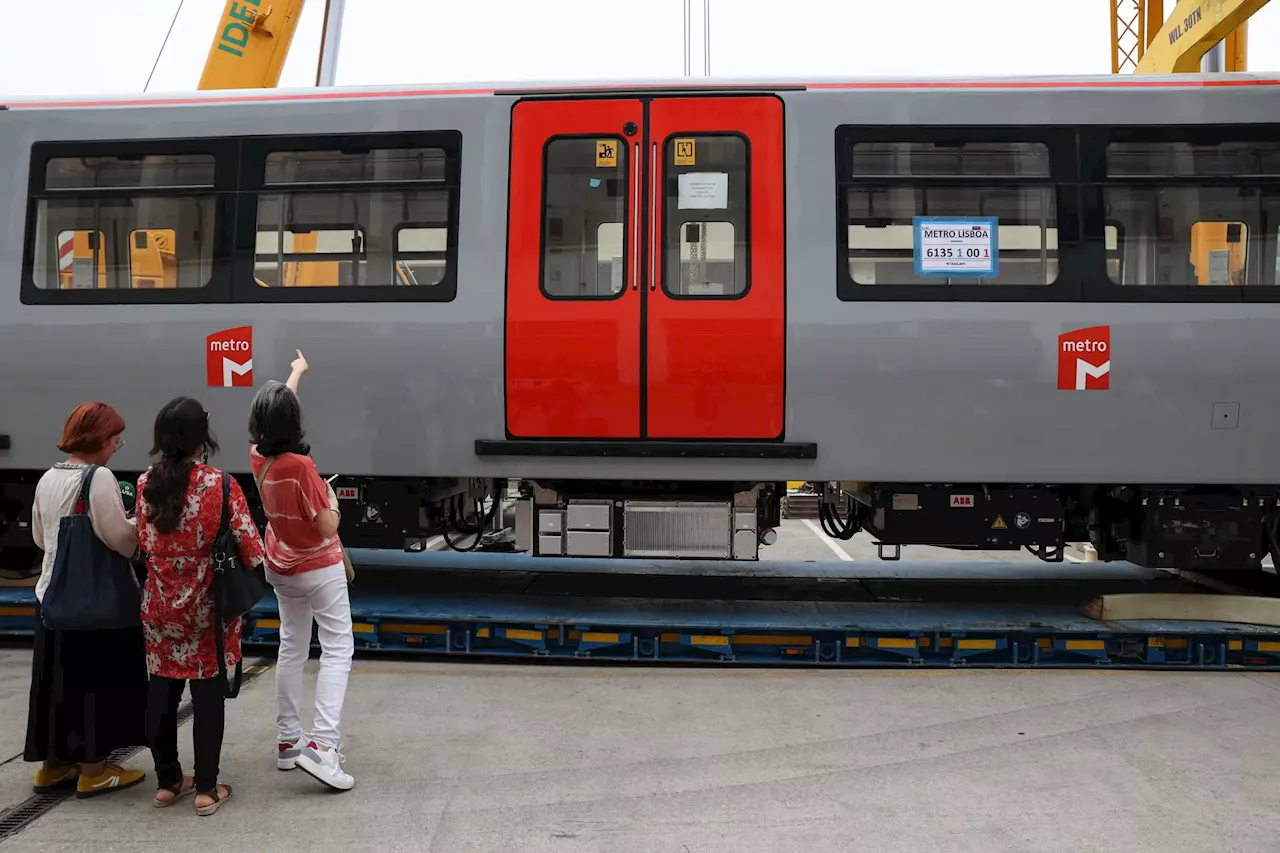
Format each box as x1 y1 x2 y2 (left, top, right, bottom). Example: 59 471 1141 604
135 463 266 680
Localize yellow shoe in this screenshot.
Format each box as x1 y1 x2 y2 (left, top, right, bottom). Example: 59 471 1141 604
75 764 146 799
33 764 79 793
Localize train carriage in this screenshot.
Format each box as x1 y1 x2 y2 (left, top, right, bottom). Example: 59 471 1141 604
1 74 1279 572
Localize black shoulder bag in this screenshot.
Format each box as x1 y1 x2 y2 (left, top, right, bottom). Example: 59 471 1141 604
211 470 267 698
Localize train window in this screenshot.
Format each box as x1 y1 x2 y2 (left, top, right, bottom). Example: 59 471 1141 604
239 133 460 302
45 153 215 190
1103 137 1280 288
25 146 224 301
662 135 749 298
851 141 1050 178
253 189 449 288
29 197 217 290
843 141 1059 287
1106 140 1280 178
264 147 447 186
393 225 448 287
541 136 628 299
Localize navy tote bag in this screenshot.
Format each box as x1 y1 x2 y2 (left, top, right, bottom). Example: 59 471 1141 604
40 465 142 631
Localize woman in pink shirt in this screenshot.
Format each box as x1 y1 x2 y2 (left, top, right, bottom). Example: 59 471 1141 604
248 350 354 791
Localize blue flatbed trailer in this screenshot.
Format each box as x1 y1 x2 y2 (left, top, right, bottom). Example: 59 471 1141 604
4 552 1279 669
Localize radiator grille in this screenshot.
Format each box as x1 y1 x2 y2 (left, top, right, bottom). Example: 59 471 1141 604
623 500 731 558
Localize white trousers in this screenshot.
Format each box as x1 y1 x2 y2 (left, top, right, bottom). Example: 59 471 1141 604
267 559 353 750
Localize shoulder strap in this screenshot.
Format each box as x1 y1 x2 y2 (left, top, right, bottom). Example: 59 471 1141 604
74 464 99 515
254 454 277 493
217 469 231 539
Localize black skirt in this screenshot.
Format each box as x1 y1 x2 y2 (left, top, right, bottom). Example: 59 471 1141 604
24 606 149 766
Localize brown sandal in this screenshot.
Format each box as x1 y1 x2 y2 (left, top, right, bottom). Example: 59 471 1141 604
153 776 195 808
195 783 232 816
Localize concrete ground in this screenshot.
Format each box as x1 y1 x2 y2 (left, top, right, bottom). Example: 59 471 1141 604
2 521 1279 852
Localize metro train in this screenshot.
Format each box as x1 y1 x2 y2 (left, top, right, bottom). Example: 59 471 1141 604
2 73 1280 572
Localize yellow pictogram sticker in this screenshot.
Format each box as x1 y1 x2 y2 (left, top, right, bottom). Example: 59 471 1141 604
991 515 1007 530
674 139 696 165
596 140 617 168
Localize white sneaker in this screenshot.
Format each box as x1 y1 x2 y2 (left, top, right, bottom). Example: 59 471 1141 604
277 739 304 771
295 741 354 791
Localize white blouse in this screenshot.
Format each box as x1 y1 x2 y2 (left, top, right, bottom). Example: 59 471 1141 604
31 462 139 602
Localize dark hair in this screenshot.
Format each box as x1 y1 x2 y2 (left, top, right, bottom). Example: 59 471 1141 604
143 397 219 534
249 381 309 457
57 402 125 454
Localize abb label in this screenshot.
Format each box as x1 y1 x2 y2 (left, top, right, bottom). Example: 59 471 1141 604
950 494 975 508
1057 326 1110 391
207 326 253 388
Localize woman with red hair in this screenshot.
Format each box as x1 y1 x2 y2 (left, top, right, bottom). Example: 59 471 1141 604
24 402 149 799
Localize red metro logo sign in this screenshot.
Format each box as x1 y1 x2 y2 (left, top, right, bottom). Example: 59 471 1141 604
207 326 254 388
1057 326 1110 391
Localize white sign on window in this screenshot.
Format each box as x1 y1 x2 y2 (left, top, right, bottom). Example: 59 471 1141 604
677 172 729 210
913 217 999 278
1207 249 1231 285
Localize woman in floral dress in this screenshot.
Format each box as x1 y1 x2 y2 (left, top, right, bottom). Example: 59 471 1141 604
135 397 265 816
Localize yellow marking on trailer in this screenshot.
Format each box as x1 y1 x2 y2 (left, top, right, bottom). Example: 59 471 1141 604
1064 640 1105 651
845 637 862 647
732 635 812 646
873 638 917 649
504 628 544 641
1255 641 1280 652
351 623 375 633
569 630 582 640
1036 638 1052 648
1165 638 1188 649
689 635 730 646
381 624 448 635
0 606 36 616
661 633 680 643
957 639 998 650
256 618 281 629
477 628 491 638
1229 640 1243 651
582 632 621 644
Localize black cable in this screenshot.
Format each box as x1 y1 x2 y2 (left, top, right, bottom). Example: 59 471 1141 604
144 0 187 92
443 483 502 552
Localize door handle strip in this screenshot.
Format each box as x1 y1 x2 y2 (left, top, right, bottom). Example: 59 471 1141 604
649 141 659 292
631 142 640 291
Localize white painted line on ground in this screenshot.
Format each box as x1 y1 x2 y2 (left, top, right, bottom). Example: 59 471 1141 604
801 518 854 561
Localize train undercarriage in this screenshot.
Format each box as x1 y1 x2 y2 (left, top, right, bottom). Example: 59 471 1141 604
279 476 1280 574
1 475 1275 576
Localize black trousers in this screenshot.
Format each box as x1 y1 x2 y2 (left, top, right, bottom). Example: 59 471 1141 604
146 676 225 793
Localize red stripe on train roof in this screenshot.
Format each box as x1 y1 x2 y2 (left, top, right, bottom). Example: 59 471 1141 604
809 78 1280 89
7 76 1280 109
6 87 495 109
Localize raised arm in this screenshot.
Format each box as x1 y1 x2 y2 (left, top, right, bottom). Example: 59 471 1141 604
285 349 308 395
88 467 139 559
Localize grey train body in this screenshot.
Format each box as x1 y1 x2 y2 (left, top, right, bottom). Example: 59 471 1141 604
2 74 1278 570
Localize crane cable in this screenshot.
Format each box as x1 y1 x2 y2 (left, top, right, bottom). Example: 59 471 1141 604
144 0 188 92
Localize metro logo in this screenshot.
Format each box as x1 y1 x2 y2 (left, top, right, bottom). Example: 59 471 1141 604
206 326 253 388
1057 325 1110 391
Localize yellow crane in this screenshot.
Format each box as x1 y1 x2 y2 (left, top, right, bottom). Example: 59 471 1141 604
1111 0 1268 74
199 0 311 89
1109 0 1270 289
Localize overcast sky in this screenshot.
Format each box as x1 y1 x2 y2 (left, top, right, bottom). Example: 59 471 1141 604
1 0 1278 96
